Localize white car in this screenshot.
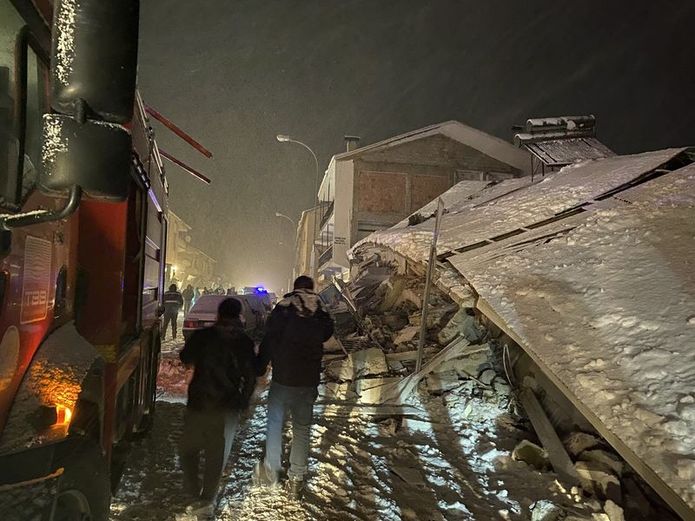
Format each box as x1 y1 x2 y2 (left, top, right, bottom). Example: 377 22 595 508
182 294 267 340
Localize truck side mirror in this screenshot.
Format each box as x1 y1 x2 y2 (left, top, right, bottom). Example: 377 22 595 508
0 0 140 230
50 0 140 123
39 113 131 200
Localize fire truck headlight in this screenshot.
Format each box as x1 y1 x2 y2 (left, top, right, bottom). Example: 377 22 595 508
55 404 72 426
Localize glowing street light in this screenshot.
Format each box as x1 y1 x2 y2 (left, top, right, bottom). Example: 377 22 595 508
275 212 296 229
275 134 320 204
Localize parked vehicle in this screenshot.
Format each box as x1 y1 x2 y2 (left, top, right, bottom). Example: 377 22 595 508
0 1 167 519
183 294 268 339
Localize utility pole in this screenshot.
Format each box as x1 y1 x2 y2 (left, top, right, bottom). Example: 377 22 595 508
415 198 445 373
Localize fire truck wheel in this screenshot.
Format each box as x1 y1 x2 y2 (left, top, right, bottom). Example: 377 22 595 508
52 442 110 521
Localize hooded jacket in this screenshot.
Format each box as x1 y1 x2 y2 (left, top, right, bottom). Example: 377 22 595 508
257 289 334 387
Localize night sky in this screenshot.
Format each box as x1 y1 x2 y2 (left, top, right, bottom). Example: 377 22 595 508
138 0 695 292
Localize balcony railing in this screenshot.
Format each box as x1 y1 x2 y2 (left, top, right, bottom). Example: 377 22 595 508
318 245 333 268
318 201 334 231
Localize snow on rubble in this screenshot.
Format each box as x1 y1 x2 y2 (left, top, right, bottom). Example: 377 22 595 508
347 149 695 519
469 204 695 513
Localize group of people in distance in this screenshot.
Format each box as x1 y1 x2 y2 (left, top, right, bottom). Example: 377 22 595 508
160 283 240 340
177 275 334 515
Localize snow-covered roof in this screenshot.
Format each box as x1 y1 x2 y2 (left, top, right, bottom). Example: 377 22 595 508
351 147 695 517
353 148 688 264
332 120 532 173
464 167 695 517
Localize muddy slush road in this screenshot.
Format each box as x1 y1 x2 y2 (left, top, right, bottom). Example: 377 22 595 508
109 335 597 521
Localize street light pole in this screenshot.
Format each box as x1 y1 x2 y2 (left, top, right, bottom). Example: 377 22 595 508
274 211 296 229
275 212 298 287
276 134 320 205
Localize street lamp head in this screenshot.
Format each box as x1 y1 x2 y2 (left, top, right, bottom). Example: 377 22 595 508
274 212 282 217
276 134 291 143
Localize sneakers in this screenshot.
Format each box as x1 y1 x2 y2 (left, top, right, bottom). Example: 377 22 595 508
285 477 305 500
252 460 279 488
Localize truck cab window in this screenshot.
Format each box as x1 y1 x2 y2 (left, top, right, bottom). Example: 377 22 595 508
0 2 24 205
0 1 48 207
22 46 48 200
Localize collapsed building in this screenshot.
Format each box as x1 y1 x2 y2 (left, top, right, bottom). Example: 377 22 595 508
340 146 695 520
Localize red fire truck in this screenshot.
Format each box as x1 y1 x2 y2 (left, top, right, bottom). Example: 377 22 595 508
0 1 167 519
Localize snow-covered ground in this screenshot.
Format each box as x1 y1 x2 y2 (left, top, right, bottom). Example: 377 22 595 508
110 336 602 521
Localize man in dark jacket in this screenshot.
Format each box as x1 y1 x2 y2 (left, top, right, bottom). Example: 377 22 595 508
254 276 334 499
182 284 195 315
163 284 184 340
179 298 256 509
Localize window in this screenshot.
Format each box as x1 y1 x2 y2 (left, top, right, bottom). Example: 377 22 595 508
22 46 48 200
0 1 48 207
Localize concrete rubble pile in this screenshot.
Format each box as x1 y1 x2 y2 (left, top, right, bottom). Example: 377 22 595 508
322 256 681 521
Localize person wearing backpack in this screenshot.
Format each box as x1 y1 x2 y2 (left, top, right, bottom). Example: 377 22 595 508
179 297 256 512
253 276 334 499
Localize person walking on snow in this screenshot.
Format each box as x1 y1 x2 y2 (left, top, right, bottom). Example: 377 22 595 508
179 298 256 512
254 276 334 499
163 284 184 340
182 284 195 316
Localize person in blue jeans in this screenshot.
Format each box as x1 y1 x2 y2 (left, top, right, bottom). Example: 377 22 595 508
254 276 334 499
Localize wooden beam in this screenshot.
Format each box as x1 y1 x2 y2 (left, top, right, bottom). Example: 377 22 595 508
518 387 580 486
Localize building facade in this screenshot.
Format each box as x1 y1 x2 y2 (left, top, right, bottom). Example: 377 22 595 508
165 211 217 288
312 121 532 287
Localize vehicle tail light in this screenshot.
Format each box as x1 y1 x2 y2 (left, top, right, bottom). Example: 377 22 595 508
183 320 199 328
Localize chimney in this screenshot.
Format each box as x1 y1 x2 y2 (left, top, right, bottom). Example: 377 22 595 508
344 135 360 152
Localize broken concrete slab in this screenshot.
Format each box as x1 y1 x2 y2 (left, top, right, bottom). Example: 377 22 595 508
394 288 422 311
387 359 405 372
356 377 401 403
323 336 347 353
320 382 353 400
408 313 422 327
575 461 621 503
531 500 564 521
438 308 484 345
563 432 602 458
373 337 472 404
433 345 489 378
479 368 496 386
425 370 461 394
376 276 408 312
385 348 438 362
494 379 512 395
513 440 550 470
393 326 419 345
603 500 625 521
426 302 459 329
326 347 389 381
579 450 624 476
